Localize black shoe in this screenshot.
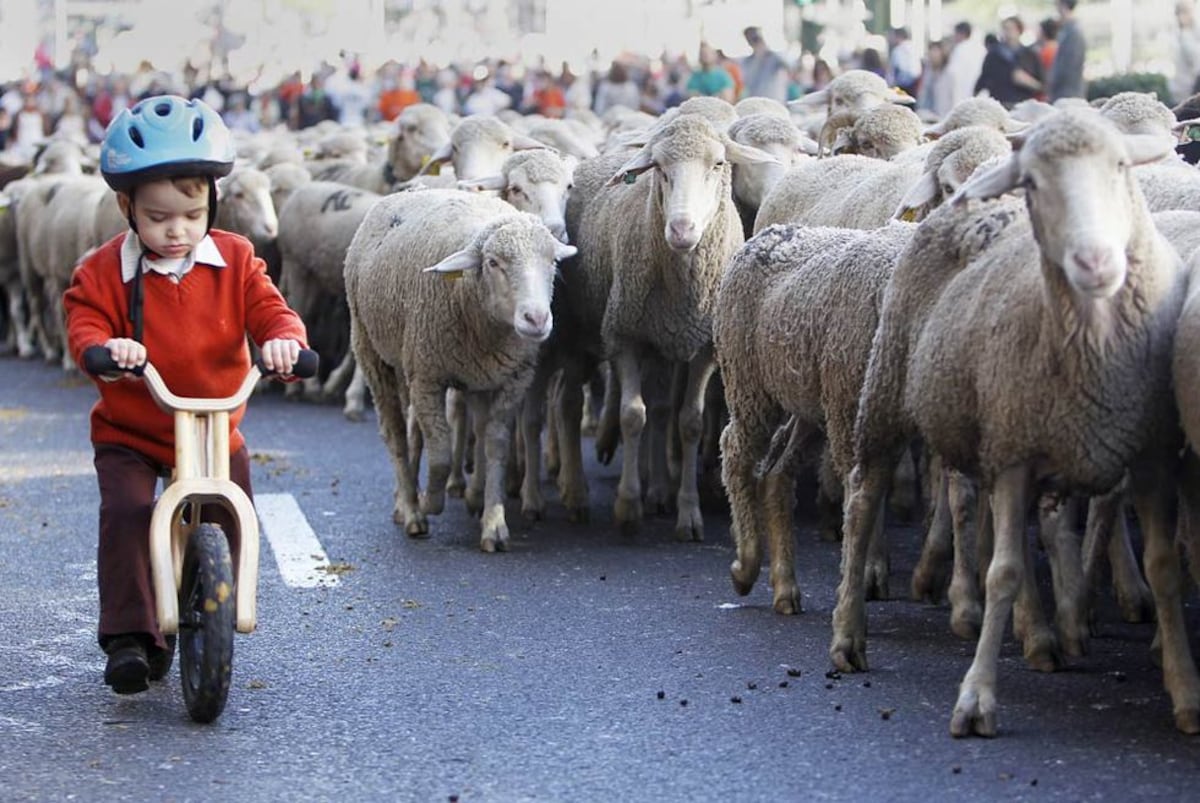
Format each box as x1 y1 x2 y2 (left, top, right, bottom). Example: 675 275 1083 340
104 636 150 695
148 635 176 682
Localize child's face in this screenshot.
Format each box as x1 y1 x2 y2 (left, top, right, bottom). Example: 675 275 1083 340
121 179 209 258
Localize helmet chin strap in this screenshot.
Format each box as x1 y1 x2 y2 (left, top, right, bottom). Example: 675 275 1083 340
124 178 220 344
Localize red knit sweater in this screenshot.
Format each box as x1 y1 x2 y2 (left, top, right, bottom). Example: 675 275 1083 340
64 229 308 467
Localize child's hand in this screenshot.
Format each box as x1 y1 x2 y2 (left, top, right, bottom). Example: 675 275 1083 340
260 338 302 376
102 338 146 375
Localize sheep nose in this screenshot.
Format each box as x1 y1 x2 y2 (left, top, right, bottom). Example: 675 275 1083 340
666 218 699 250
523 309 549 331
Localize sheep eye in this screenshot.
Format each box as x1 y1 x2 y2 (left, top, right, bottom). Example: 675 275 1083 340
485 257 501 271
1020 175 1037 191
712 161 726 170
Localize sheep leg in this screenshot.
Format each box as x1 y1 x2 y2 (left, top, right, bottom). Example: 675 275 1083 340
282 266 324 400
912 455 952 603
1105 500 1156 624
666 360 685 495
543 371 561 481
593 361 620 465
699 374 727 511
830 458 896 673
613 349 646 535
504 418 523 500
1178 451 1200 595
464 402 488 517
322 348 357 401
1130 459 1200 734
407 402 424 482
815 447 842 542
4 276 35 359
49 280 74 372
863 495 890 600
354 337 424 536
445 388 468 498
947 471 982 640
950 465 1031 738
519 363 552 521
343 363 369 421
1081 488 1121 631
472 393 515 553
1038 495 1088 658
1010 512 1064 674
723 417 767 598
642 360 673 515
762 419 822 614
411 381 452 516
674 347 716 542
555 361 591 523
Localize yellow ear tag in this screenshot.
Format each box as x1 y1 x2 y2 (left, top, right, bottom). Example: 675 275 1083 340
899 207 918 222
439 269 464 282
420 155 441 176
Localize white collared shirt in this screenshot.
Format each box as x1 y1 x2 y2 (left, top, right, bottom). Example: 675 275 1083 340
119 231 227 284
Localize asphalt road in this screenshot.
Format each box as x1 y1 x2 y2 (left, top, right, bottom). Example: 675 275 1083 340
1 355 1197 802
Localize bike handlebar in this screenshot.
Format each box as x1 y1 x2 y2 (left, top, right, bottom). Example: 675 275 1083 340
83 346 320 381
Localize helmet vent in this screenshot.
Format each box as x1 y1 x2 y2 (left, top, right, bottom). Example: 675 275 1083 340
192 117 204 141
128 126 144 149
154 101 172 116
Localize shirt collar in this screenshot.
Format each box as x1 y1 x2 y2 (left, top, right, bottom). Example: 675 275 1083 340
119 232 227 283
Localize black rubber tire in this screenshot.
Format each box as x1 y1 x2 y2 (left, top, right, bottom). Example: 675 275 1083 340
178 523 235 723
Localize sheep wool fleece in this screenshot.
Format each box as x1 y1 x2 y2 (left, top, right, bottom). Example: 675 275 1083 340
64 228 309 467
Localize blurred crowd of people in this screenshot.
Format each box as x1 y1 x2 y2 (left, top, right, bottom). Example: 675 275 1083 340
2 0 1198 165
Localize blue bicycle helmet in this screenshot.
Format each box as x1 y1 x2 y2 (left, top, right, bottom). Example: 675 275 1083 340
100 95 235 192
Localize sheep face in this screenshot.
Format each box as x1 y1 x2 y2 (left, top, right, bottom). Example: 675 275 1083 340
499 161 571 244
389 106 452 181
217 169 279 242
424 117 546 181
425 216 577 342
954 111 1174 299
608 115 777 253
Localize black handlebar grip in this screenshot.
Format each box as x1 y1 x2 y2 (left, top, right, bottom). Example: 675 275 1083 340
256 348 319 380
82 345 144 377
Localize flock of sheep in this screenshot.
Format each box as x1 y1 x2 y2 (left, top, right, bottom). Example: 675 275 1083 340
4 70 1200 739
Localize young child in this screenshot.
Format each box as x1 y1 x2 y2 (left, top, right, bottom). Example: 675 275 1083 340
63 95 308 695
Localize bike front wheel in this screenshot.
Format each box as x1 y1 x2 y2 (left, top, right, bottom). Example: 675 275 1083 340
178 522 235 723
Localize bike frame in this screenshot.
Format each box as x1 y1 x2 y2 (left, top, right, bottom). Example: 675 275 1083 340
141 363 263 636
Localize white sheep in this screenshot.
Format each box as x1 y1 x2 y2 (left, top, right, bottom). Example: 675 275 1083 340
834 109 1199 737
344 189 575 551
417 115 548 181
556 113 775 538
715 221 916 614
726 113 815 235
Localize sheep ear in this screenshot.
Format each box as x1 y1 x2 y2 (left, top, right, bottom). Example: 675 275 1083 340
788 90 827 110
612 129 651 149
457 174 507 192
923 122 946 140
894 171 939 220
724 139 780 166
417 143 452 176
606 147 655 187
424 248 481 280
554 242 578 261
512 133 549 152
1123 133 1178 165
831 129 855 154
1002 118 1031 135
952 154 1019 206
888 89 917 106
1172 116 1200 134
798 135 820 156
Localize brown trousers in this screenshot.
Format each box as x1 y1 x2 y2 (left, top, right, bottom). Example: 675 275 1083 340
93 443 252 652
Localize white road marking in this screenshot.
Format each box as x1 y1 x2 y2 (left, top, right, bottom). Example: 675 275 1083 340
256 493 340 589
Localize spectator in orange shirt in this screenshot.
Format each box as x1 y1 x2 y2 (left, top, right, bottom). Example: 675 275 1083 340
378 71 421 122
718 49 745 100
523 69 566 118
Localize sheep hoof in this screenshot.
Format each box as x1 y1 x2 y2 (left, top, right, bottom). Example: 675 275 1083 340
343 406 365 423
1174 708 1200 735
523 496 547 523
614 495 643 531
419 492 445 516
465 491 484 518
730 559 759 596
1022 629 1064 673
773 587 801 615
863 563 889 601
950 602 983 641
447 477 466 499
829 638 868 674
480 526 510 553
645 486 674 516
674 509 704 542
565 505 590 524
910 562 949 604
594 436 618 466
950 691 997 738
1117 587 1157 624
404 516 429 538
